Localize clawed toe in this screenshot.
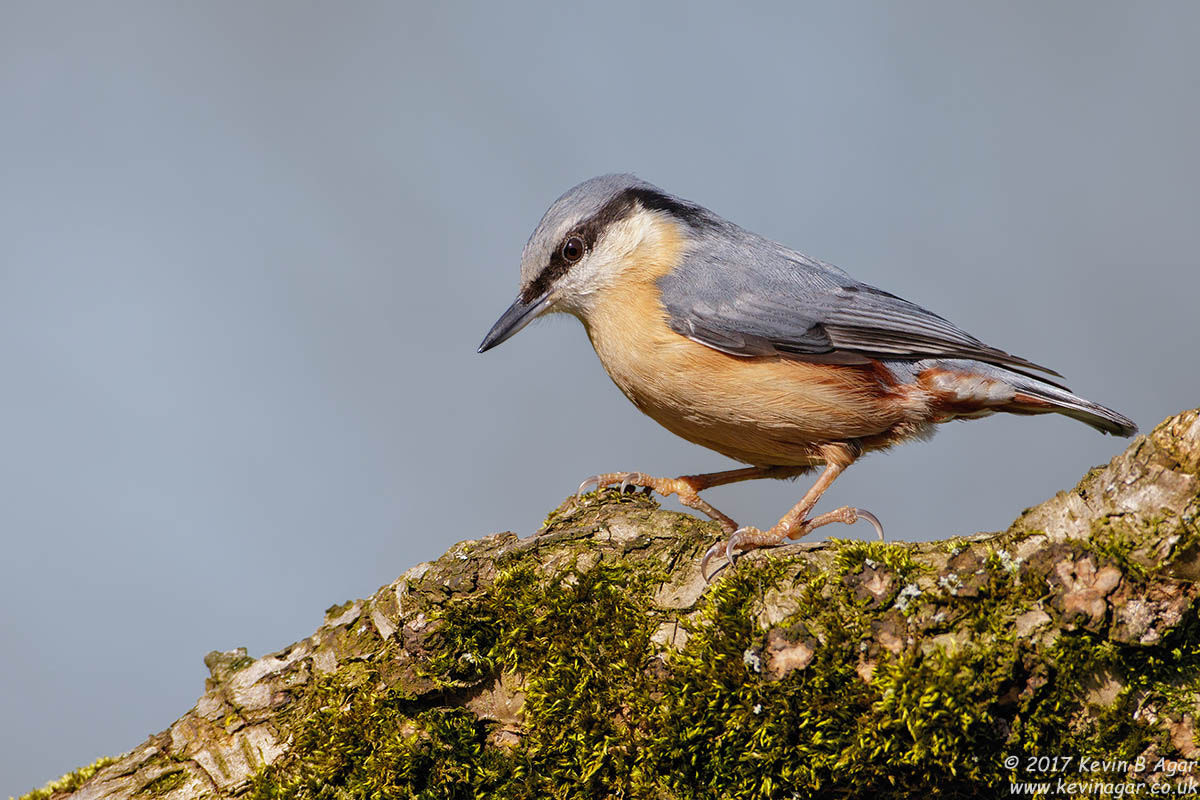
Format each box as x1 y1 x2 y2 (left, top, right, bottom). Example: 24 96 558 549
696 525 768 582
575 470 741 538
576 475 601 498
700 539 730 583
855 508 885 541
701 508 886 581
577 472 646 499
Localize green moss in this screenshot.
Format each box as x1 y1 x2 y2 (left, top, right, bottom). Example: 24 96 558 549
937 536 972 555
436 558 668 795
251 680 509 799
541 487 649 529
204 647 256 686
324 600 356 619
135 770 186 797
830 537 925 580
1079 514 1161 582
643 558 878 796
1007 600 1200 782
852 644 1014 785
246 493 1200 799
251 556 666 799
15 756 118 800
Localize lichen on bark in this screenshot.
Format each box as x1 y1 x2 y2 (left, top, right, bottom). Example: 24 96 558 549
18 409 1200 800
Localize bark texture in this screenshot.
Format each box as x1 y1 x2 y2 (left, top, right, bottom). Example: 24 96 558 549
18 408 1200 800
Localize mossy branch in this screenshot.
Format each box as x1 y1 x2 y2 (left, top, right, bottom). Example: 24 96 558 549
19 409 1200 800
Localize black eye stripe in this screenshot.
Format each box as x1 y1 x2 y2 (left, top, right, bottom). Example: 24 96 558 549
522 223 604 302
521 187 713 303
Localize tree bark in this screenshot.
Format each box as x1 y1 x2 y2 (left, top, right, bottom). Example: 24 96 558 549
21 408 1200 799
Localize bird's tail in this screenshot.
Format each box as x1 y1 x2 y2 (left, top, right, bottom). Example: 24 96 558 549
1003 374 1138 436
911 359 1138 437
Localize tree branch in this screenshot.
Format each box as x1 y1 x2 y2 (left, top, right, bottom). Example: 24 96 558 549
21 408 1200 799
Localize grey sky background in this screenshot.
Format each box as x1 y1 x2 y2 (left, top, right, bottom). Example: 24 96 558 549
3 1 1198 792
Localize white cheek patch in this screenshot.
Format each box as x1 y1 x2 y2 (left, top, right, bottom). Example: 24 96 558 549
554 210 669 313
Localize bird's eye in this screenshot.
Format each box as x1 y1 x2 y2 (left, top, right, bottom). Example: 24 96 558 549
561 236 584 263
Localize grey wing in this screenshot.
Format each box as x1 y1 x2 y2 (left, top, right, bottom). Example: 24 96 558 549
658 235 1064 381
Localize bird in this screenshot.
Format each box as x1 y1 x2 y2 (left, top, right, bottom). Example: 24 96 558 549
478 174 1137 580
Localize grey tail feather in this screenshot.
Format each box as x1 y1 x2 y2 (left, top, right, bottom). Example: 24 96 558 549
1006 374 1138 437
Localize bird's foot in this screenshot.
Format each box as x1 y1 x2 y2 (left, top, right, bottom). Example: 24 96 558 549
576 472 739 533
700 506 884 582
577 472 654 497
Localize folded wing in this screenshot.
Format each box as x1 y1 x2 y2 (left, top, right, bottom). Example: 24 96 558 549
658 234 1065 386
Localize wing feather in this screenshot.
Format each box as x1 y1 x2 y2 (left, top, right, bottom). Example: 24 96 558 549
658 231 1064 383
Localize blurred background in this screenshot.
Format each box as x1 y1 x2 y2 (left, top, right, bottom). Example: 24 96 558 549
2 1 1197 793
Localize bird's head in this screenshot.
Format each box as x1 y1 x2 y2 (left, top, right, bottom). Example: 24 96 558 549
478 173 713 352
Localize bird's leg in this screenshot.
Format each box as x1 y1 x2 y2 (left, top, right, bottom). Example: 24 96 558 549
701 445 884 581
577 466 806 533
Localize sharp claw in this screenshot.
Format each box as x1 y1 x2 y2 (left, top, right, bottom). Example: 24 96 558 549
700 527 756 583
700 541 725 583
576 476 601 498
855 508 885 541
702 511 881 580
725 527 747 569
619 473 637 493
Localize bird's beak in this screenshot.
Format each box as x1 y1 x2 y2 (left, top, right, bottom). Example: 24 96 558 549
477 291 554 353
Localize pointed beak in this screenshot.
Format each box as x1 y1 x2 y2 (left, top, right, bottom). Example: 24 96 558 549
477 291 554 353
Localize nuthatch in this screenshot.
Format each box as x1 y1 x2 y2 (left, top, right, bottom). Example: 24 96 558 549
479 174 1137 580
